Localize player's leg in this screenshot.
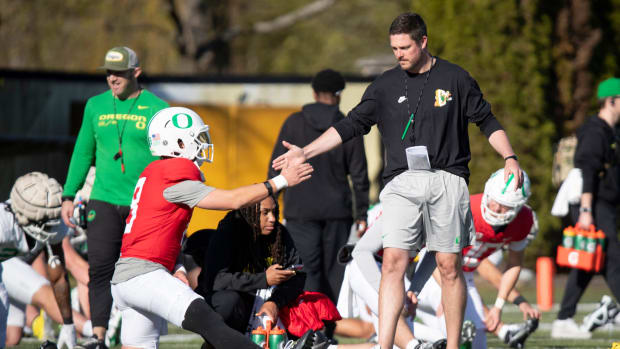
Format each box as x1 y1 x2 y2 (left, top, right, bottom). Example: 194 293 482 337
5 302 25 346
116 305 165 349
112 269 260 349
462 274 486 349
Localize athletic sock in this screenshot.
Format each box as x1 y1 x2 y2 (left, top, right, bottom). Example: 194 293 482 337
497 324 517 341
82 320 93 337
406 339 421 349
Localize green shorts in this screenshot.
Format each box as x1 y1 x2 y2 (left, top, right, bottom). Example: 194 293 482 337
379 170 474 253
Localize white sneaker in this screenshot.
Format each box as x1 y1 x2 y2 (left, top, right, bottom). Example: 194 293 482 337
551 318 592 339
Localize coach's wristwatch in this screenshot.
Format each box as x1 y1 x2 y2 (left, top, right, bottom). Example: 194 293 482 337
579 206 592 213
504 155 518 161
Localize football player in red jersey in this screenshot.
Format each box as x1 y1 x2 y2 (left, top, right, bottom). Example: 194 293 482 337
105 107 322 349
415 169 540 349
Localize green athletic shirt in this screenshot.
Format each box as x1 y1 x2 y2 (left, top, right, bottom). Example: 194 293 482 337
63 89 169 206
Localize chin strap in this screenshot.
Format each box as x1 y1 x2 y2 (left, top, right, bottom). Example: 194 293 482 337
46 242 61 268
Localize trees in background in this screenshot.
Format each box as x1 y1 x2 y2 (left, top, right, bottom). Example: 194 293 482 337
0 0 619 263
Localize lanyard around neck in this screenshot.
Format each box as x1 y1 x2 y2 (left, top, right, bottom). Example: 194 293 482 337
401 57 435 141
113 90 141 173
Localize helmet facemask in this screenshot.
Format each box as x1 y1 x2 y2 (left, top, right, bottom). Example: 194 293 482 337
21 218 61 244
190 125 214 166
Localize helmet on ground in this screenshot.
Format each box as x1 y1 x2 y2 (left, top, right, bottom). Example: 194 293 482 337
10 172 63 243
147 107 214 164
481 168 531 226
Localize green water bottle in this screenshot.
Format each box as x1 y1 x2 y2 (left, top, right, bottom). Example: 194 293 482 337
562 227 575 248
574 232 585 250
268 327 287 349
585 232 597 253
251 327 266 348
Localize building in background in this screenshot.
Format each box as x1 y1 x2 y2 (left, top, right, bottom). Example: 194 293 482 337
0 70 382 233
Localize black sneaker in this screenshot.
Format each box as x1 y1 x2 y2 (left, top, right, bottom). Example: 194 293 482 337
75 335 109 349
408 339 446 349
430 339 447 349
506 318 539 349
285 329 329 349
40 340 58 349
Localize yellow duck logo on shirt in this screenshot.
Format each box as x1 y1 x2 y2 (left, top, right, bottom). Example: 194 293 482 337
434 89 452 107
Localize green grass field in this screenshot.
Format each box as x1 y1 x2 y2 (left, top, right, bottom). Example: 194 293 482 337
13 274 620 348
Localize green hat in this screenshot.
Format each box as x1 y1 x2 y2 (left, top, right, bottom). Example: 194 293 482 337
99 47 139 71
597 77 620 99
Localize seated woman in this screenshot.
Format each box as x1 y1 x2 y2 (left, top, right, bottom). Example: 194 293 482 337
197 196 305 333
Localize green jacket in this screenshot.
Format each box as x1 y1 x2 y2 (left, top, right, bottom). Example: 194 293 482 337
63 89 169 206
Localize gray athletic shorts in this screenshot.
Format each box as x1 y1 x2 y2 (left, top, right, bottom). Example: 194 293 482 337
379 170 474 253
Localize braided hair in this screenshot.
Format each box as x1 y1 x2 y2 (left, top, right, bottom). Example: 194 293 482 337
238 196 285 273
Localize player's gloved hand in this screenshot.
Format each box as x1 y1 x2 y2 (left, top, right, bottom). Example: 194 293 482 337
57 323 77 349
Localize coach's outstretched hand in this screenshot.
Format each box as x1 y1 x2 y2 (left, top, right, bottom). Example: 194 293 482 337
280 159 313 187
272 141 307 171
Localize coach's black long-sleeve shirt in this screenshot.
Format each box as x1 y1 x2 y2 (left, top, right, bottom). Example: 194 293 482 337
333 57 503 185
574 115 620 204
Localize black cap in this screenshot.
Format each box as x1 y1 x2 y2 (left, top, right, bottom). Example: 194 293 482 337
311 69 345 95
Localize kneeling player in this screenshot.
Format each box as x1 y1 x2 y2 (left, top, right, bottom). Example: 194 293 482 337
416 169 540 349
109 107 321 349
1 172 78 349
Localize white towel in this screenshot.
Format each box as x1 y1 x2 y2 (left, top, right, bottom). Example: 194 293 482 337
551 168 583 217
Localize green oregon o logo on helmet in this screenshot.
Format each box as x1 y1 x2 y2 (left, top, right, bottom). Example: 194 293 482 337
172 113 193 129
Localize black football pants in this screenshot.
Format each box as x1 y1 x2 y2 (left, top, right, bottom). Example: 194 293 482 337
86 199 129 328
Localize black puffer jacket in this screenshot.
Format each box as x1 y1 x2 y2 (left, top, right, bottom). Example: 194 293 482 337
197 211 305 309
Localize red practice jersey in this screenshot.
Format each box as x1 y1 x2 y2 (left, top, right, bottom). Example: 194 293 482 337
461 193 535 272
120 158 202 272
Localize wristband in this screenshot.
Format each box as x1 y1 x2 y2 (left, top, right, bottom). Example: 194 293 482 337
62 196 75 202
263 181 274 196
494 297 506 310
271 175 288 191
504 155 518 162
513 295 527 306
173 264 187 274
579 206 592 213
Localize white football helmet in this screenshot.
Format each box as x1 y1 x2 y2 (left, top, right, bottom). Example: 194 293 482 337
10 172 64 246
481 168 531 226
147 107 214 164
